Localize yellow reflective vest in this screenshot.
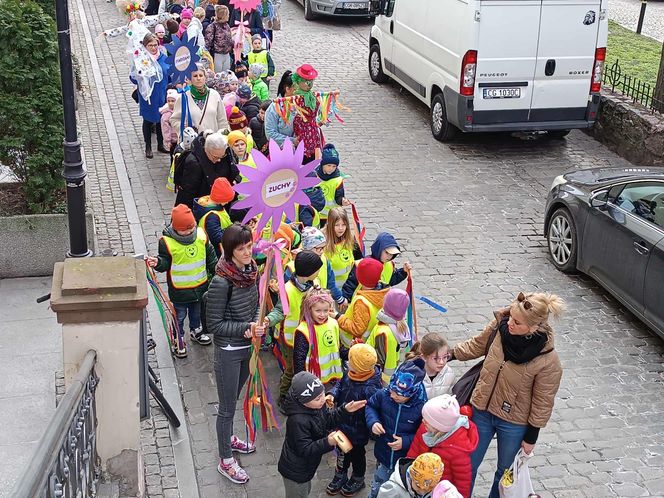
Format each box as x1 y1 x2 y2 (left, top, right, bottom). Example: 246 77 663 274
327 243 355 289
295 319 343 384
247 50 269 78
339 294 381 348
354 260 395 296
287 255 328 289
366 323 399 385
198 210 232 254
294 204 321 228
319 176 343 219
278 278 320 347
163 228 209 289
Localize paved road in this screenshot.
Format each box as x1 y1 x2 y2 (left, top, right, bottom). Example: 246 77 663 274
86 0 664 496
610 0 664 42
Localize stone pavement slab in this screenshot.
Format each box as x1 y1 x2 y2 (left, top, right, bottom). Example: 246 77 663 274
77 0 664 496
0 277 60 496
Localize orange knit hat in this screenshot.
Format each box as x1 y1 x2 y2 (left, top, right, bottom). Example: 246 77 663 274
210 178 235 205
172 204 196 232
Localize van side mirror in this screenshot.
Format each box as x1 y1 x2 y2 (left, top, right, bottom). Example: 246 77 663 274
378 0 387 15
590 190 608 209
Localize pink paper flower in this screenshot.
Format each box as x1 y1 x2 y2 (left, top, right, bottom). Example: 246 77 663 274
229 0 262 14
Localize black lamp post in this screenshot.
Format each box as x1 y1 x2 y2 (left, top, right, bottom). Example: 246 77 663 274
55 0 92 258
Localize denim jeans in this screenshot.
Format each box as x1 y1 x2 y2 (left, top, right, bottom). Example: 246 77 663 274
368 462 393 498
173 301 201 335
470 408 528 498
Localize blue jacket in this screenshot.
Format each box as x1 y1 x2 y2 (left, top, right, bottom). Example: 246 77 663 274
130 52 170 124
329 368 382 446
265 102 294 146
192 199 229 258
365 386 426 469
342 232 408 301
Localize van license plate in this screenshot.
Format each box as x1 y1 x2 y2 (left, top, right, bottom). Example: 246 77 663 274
483 88 521 99
344 2 367 8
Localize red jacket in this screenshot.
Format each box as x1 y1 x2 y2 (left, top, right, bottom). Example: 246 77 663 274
406 421 479 498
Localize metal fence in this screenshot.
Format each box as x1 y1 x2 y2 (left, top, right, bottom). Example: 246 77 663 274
604 59 664 114
11 350 100 498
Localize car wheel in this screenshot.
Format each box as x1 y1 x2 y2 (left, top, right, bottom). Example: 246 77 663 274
304 0 316 20
369 44 388 84
548 129 571 139
430 93 457 142
547 208 578 273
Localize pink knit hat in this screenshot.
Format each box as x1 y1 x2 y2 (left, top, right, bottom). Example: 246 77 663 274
181 8 193 19
422 394 460 433
382 288 409 321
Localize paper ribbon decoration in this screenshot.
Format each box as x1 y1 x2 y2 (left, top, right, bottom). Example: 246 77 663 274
145 264 186 356
273 91 349 127
232 19 250 65
176 84 193 137
254 238 290 316
350 202 366 257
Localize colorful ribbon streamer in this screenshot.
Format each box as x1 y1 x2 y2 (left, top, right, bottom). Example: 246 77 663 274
350 202 366 256
177 84 193 138
145 264 186 355
255 238 290 316
243 334 280 443
273 91 348 127
406 271 418 348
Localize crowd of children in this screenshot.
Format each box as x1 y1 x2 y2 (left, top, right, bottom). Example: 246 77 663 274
119 1 550 497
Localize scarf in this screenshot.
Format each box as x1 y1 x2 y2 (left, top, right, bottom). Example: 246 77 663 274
292 73 317 110
376 310 411 345
349 369 374 382
422 415 469 447
215 259 258 288
498 316 548 364
164 225 197 244
290 274 315 293
190 84 209 102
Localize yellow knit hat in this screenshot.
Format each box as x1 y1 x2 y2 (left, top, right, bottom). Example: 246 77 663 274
410 453 444 493
227 130 247 147
348 344 377 376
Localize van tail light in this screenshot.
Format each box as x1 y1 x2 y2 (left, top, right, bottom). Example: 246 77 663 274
460 50 477 96
591 47 606 93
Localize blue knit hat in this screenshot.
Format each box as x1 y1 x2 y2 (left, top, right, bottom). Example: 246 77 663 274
389 358 425 398
320 143 339 167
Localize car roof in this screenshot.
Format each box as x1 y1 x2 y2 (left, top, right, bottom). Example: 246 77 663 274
563 166 664 188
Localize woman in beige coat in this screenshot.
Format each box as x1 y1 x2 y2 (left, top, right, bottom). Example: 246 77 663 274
171 64 228 139
452 292 564 498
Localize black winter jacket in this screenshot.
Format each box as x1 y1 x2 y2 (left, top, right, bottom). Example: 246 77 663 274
174 135 240 209
241 96 262 121
278 392 350 483
205 271 260 348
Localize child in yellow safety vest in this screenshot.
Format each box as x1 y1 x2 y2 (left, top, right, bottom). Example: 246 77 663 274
293 288 343 386
265 250 324 409
336 258 388 351
193 177 236 258
316 144 349 226
367 288 412 385
248 34 275 88
147 204 218 357
323 207 363 291
343 231 412 301
298 227 347 309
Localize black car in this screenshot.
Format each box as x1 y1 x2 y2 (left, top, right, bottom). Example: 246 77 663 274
544 166 664 339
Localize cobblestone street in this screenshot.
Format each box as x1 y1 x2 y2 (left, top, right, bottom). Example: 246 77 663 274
74 0 664 496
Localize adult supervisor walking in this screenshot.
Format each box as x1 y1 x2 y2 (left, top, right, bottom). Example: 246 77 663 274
451 291 564 497
205 224 266 484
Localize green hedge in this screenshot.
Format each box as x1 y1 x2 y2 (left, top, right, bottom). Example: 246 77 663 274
0 0 65 214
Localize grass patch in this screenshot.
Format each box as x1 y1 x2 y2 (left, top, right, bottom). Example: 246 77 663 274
606 20 661 88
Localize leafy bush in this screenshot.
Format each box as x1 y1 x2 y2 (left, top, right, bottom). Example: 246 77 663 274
0 0 65 214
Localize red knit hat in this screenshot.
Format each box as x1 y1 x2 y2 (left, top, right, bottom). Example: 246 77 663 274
172 204 196 232
296 64 318 80
210 178 235 205
356 258 383 289
228 106 248 131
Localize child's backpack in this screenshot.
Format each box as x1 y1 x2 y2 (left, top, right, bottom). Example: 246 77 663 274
167 149 192 192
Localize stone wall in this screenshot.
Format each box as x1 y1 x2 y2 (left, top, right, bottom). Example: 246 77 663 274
589 91 664 165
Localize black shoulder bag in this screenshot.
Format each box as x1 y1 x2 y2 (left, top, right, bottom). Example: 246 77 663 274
451 327 499 406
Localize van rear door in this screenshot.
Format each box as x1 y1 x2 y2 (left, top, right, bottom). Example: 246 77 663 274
473 0 542 123
529 0 602 121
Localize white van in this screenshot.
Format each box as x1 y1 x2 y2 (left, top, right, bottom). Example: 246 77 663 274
368 0 608 141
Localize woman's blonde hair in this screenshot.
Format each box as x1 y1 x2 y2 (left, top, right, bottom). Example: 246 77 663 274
324 207 354 256
194 7 206 19
405 332 448 360
511 292 565 327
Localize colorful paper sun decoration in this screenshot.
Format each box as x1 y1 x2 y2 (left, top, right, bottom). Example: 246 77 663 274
164 32 201 84
229 0 262 14
232 139 320 235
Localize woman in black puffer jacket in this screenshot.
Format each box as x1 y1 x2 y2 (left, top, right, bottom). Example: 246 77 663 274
205 224 265 484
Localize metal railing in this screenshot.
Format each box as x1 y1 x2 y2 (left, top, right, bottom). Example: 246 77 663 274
12 350 100 498
604 59 664 114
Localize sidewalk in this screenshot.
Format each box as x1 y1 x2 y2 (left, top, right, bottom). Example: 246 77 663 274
0 277 60 496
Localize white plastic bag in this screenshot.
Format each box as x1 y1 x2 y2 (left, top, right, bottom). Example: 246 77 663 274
499 449 535 498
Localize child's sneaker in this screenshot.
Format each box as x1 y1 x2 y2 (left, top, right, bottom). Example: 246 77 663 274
326 471 348 495
340 476 365 497
189 327 212 346
173 346 187 358
230 435 255 454
217 458 249 484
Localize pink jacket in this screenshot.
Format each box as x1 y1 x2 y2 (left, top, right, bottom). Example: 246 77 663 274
160 105 177 146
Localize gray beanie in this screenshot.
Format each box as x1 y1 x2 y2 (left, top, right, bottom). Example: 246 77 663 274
290 371 325 404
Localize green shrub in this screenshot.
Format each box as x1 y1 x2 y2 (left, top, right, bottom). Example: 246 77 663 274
0 0 65 214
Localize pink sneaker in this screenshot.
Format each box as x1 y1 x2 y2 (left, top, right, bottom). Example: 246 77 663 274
230 435 256 454
217 458 249 484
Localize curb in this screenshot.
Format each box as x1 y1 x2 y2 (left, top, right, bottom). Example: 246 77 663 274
74 1 200 496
